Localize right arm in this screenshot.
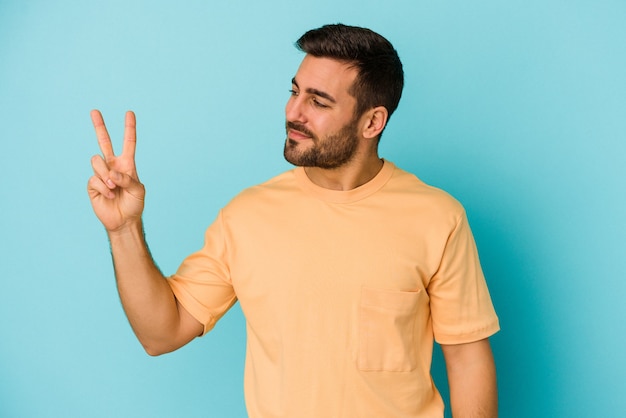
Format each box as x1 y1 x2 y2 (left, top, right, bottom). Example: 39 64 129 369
87 110 203 355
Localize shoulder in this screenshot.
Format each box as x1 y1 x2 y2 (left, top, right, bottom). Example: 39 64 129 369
385 163 466 218
223 169 299 211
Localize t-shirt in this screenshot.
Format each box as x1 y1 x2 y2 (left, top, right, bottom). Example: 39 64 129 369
168 160 499 417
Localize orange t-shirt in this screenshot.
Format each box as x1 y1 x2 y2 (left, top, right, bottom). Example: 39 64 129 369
168 160 499 417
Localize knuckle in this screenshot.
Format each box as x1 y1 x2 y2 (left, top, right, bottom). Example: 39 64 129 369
87 175 100 189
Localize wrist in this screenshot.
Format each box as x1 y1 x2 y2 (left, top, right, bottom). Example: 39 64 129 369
107 219 144 242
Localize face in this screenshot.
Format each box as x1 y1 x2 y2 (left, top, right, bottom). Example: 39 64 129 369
284 55 361 169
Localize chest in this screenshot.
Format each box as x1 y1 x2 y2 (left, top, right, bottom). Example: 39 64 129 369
225 199 447 305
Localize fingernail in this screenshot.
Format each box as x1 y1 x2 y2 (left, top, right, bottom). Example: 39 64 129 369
106 178 115 188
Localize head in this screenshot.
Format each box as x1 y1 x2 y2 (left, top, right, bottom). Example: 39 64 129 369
283 24 404 169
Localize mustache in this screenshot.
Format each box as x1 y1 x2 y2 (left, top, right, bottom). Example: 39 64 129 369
286 121 315 138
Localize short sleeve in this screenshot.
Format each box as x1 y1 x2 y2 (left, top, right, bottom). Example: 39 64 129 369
167 210 237 336
428 211 499 344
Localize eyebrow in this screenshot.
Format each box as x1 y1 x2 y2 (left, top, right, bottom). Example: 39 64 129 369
292 77 337 104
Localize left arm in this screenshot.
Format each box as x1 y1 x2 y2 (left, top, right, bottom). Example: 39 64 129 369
441 338 498 418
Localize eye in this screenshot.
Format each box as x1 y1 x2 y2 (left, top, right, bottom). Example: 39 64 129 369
312 97 329 108
288 89 299 97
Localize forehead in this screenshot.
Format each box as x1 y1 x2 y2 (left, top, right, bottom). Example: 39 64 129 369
293 55 358 99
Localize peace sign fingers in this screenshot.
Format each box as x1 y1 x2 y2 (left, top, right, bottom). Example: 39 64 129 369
91 109 138 174
121 110 137 163
91 109 115 161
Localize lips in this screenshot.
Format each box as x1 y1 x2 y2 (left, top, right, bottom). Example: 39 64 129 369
288 129 311 141
286 122 314 141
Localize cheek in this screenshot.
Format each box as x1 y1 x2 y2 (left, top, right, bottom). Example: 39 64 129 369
318 117 349 138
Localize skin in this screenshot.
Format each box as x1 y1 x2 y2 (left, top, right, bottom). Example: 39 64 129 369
284 56 361 170
284 55 387 190
442 339 498 417
88 53 497 415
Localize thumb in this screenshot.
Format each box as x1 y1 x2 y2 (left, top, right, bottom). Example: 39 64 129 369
109 170 144 194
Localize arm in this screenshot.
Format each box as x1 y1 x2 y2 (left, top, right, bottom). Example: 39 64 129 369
441 338 498 418
87 110 203 355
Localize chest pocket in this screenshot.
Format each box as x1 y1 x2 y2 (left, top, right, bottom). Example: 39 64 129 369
358 287 421 372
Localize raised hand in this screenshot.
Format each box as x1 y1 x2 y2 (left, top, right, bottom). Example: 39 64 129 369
88 110 146 232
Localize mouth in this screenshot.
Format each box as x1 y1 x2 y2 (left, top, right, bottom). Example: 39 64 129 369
286 122 314 142
287 129 312 141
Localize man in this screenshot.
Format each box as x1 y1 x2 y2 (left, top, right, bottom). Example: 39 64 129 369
88 24 499 417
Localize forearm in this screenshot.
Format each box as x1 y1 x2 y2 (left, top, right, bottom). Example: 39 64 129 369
442 339 498 418
107 220 183 355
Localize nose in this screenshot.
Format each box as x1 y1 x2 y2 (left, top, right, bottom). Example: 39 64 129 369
285 95 306 123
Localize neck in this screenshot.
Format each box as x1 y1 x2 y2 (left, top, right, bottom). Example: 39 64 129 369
304 152 384 191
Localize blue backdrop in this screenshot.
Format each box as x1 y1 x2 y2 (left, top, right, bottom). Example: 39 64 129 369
1 1 624 417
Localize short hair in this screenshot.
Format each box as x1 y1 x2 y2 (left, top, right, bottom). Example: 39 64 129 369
295 24 404 121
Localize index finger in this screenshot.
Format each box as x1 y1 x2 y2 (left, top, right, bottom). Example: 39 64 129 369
121 110 137 161
91 109 115 160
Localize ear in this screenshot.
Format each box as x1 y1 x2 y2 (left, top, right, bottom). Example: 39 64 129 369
361 106 389 140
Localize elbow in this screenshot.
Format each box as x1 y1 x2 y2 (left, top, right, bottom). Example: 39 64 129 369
139 339 174 357
143 345 167 357
133 312 202 356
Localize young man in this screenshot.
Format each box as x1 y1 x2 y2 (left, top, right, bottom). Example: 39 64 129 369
88 24 499 417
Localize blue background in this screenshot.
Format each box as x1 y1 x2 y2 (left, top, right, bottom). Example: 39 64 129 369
1 1 624 417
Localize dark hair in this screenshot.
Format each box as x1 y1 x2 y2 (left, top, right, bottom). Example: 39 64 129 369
295 24 404 121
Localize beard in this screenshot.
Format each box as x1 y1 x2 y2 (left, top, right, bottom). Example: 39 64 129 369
283 118 360 169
